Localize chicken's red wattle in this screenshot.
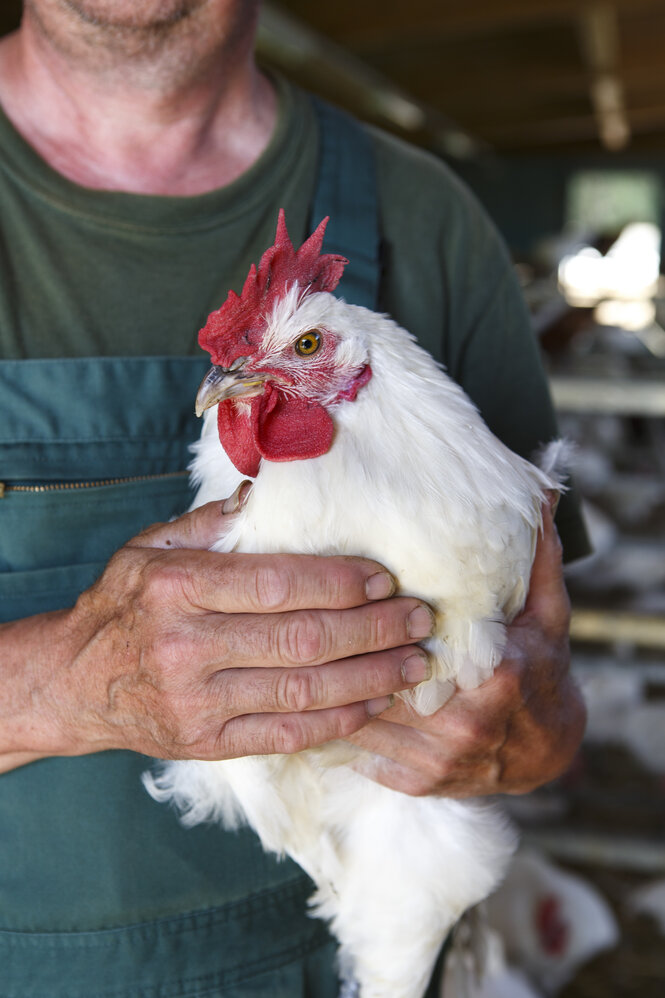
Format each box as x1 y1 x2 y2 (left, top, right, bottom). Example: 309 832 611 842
217 382 334 477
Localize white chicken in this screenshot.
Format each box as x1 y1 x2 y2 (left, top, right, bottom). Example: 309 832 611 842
145 211 564 998
485 850 619 994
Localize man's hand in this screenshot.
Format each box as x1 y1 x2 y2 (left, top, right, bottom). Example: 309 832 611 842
348 503 586 797
0 489 434 771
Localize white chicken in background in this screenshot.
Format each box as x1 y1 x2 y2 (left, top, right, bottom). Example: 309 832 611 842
145 212 565 998
440 918 544 998
577 662 665 774
485 850 619 994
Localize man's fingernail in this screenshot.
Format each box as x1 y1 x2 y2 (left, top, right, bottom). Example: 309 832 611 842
548 490 561 517
365 572 396 600
407 605 436 639
401 652 431 684
222 480 253 515
366 694 394 717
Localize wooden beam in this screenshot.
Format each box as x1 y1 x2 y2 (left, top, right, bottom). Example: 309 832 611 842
579 1 621 70
383 52 665 120
364 25 584 105
257 5 425 131
628 101 665 128
257 3 484 157
465 111 604 145
577 3 631 150
362 27 665 106
279 0 665 49
394 62 590 113
267 1 665 153
522 828 665 874
551 378 665 416
474 114 665 148
453 95 665 152
571 609 665 649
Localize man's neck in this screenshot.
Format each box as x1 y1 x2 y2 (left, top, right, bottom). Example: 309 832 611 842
0 1 277 195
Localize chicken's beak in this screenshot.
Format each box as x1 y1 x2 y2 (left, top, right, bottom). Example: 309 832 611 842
195 362 266 417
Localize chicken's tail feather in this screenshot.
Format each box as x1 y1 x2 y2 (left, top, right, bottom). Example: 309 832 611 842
535 438 575 492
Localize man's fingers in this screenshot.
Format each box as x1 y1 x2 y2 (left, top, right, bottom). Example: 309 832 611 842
125 488 401 617
351 752 439 797
520 503 570 632
215 701 386 758
209 646 429 716
195 599 435 669
545 487 561 518
349 712 431 763
147 549 398 615
128 485 252 552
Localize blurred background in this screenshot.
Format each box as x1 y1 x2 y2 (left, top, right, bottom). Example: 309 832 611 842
2 1 664 994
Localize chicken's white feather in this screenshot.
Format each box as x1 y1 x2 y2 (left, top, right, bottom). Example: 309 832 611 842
145 286 565 998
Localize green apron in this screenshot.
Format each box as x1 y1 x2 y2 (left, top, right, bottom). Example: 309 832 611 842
0 102 444 997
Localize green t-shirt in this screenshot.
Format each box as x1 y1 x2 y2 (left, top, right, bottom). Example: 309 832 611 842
0 74 588 556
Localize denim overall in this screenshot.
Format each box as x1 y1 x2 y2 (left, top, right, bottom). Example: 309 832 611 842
0 101 444 997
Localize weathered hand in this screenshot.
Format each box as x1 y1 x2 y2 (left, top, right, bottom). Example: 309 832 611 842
348 503 586 797
0 487 434 770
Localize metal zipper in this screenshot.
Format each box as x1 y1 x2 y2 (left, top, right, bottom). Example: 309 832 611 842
0 470 189 498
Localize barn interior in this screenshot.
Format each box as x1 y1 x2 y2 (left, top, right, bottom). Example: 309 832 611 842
1 1 664 995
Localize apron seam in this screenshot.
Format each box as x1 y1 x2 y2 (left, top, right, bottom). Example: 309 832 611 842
0 875 314 942
0 935 333 998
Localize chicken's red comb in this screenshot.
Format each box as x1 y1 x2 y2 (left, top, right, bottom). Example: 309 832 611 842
199 210 348 366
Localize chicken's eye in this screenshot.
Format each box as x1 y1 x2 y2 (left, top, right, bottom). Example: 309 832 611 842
294 330 322 356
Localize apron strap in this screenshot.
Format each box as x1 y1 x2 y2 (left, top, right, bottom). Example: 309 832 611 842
310 98 381 311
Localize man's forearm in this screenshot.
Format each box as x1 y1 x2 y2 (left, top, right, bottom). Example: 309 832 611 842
0 608 77 772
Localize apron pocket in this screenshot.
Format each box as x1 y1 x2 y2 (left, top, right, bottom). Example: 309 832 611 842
0 887 339 998
0 475 194 621
0 561 108 620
